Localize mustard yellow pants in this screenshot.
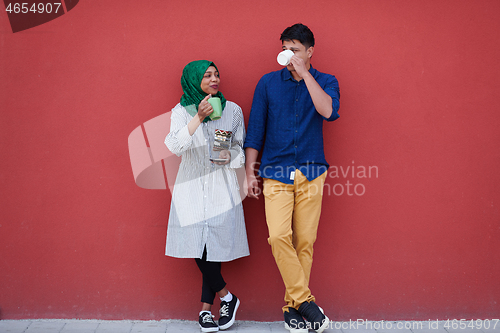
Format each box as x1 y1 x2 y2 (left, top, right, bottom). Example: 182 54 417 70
263 169 327 312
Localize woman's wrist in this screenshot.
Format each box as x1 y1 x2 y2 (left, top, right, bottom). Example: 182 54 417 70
188 114 203 135
197 114 205 123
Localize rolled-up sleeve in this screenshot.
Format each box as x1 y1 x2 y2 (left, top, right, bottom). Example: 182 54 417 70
229 104 246 169
323 75 340 122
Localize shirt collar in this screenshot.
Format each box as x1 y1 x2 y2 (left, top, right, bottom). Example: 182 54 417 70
281 65 317 82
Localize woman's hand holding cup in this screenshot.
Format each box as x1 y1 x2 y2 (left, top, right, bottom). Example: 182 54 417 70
198 94 213 120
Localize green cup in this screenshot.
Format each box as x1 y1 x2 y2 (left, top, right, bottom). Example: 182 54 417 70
208 97 222 120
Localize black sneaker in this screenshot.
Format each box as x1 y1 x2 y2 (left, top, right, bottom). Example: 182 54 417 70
297 301 329 333
284 307 308 333
199 311 219 332
218 294 240 330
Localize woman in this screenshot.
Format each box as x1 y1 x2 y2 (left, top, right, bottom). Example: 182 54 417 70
164 60 249 332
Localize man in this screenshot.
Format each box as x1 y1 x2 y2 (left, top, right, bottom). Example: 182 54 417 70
244 23 340 333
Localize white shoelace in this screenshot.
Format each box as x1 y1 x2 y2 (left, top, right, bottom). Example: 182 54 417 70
201 313 216 324
219 304 229 317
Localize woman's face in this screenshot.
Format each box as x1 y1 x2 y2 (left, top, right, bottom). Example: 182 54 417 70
200 66 220 95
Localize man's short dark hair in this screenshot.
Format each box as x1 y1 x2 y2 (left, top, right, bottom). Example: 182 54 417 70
280 23 315 49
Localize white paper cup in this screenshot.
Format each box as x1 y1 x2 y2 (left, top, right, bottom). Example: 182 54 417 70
277 50 294 66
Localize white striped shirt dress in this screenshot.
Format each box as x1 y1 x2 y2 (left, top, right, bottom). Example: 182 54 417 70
164 101 250 262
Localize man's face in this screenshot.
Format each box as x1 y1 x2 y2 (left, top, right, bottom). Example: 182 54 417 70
282 39 314 71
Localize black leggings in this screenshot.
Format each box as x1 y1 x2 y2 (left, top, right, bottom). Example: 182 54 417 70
194 247 226 305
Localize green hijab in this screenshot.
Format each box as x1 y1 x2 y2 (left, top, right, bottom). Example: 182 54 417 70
180 60 227 122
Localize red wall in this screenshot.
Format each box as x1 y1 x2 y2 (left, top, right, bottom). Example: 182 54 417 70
1 0 499 321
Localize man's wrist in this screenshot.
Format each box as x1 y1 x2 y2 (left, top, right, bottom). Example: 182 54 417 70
302 71 314 82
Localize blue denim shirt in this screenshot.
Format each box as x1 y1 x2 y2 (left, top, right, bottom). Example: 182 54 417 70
244 66 340 184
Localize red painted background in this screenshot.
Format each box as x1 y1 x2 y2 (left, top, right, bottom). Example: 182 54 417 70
1 0 499 321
